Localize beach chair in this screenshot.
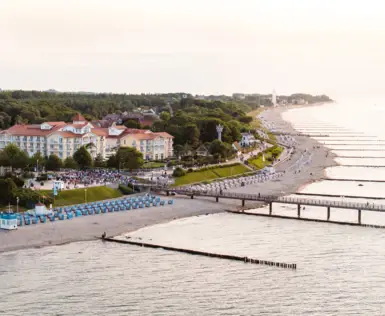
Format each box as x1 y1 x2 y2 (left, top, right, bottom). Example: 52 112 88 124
160 201 165 206
58 214 65 220
168 200 174 205
24 216 31 225
66 213 73 219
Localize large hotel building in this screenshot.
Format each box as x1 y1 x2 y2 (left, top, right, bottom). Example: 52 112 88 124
0 113 173 160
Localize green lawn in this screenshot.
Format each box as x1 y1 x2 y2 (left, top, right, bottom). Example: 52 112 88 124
173 164 249 186
42 186 123 207
248 146 284 170
142 161 166 169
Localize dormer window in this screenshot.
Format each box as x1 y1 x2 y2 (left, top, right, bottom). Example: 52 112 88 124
40 123 52 130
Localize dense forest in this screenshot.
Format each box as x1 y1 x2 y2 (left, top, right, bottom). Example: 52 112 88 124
0 90 332 130
0 90 192 128
0 90 332 154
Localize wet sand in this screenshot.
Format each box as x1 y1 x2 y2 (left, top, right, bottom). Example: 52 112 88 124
0 106 336 253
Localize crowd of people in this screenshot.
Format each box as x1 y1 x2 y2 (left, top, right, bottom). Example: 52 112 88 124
56 169 133 189
185 169 285 194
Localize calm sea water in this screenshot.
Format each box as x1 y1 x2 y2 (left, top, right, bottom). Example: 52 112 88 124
2 100 385 315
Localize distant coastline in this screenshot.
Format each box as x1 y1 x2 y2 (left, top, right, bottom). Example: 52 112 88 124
0 103 336 254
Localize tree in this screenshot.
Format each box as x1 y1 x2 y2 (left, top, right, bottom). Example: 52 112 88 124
160 111 171 122
209 140 233 159
94 154 106 168
64 157 78 169
0 178 17 204
173 144 183 158
0 144 29 169
29 152 46 171
107 154 117 168
46 154 63 171
73 146 93 169
116 147 144 170
124 119 140 128
182 124 200 147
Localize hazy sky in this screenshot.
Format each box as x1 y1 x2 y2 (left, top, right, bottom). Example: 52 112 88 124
2 0 385 97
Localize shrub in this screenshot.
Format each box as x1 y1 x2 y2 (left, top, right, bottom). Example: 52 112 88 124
187 168 193 173
22 172 34 179
119 184 134 195
36 173 48 181
173 167 186 177
126 182 140 192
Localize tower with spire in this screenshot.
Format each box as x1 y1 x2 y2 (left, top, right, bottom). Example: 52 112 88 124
272 89 277 107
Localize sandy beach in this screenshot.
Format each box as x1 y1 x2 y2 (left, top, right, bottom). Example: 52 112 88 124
0 105 336 253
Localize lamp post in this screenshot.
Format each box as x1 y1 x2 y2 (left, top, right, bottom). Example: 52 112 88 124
16 197 19 213
84 188 87 203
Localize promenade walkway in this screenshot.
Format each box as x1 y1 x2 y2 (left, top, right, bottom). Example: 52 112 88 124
169 190 385 212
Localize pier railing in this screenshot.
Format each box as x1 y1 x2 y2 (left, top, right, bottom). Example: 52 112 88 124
168 189 385 212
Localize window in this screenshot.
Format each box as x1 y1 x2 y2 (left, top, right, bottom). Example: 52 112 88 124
59 137 63 143
67 152 70 157
59 152 63 158
124 140 126 145
161 153 164 159
50 144 54 149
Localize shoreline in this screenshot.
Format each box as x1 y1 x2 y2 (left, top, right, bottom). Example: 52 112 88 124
0 105 336 254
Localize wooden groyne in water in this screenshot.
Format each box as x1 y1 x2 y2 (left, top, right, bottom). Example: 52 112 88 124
295 192 385 200
337 165 385 168
102 237 297 270
228 211 385 229
322 178 385 183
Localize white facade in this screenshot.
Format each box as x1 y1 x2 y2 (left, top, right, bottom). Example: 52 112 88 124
0 114 174 161
240 133 259 147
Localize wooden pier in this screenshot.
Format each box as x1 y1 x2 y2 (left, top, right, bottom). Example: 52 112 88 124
161 189 385 227
102 237 297 270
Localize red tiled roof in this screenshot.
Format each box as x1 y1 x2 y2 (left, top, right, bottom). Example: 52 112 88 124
5 124 63 136
66 123 88 129
121 128 148 135
72 113 86 122
56 131 81 138
153 132 174 138
91 128 109 137
130 133 157 140
140 120 155 127
46 121 66 126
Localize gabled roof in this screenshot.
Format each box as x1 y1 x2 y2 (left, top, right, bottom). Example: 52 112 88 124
5 123 65 136
153 132 174 138
196 143 210 151
72 113 86 122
